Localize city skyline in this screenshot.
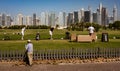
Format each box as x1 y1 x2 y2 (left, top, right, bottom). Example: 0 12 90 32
0 0 120 19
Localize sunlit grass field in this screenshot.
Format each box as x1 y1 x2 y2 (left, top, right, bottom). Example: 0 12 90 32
0 29 120 50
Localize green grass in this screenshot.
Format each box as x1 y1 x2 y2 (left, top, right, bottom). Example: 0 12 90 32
0 39 120 50
0 29 120 50
0 29 120 40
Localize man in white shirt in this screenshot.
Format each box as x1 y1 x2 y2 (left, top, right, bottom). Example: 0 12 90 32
88 26 95 36
49 30 53 39
49 28 54 40
21 27 25 40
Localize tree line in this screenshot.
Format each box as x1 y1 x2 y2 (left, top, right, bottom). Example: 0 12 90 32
0 21 120 31
67 21 120 32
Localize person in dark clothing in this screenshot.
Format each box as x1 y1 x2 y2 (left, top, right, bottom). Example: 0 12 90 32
35 32 40 40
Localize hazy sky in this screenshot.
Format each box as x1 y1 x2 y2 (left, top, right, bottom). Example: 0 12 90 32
0 0 120 19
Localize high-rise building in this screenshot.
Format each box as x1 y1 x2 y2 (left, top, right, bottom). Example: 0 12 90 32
0 14 2 26
10 16 14 26
93 12 97 24
73 11 79 23
58 12 66 28
13 16 17 25
40 12 49 26
40 12 46 25
102 7 108 26
36 17 40 25
98 3 102 25
64 15 68 28
33 13 36 26
49 12 56 27
97 3 108 26
78 10 81 23
0 13 12 26
108 16 113 24
88 6 93 23
80 8 85 22
97 8 100 24
17 14 23 25
1 13 6 26
113 4 117 22
67 12 73 26
6 15 12 26
45 12 50 26
84 11 90 22
26 16 32 26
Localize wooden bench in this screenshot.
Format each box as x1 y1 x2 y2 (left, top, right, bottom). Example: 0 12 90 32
91 33 97 42
70 34 77 41
77 35 92 42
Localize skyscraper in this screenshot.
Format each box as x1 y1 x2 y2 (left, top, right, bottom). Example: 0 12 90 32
113 4 117 22
97 8 100 24
33 13 36 26
6 15 12 26
1 13 6 26
73 11 79 23
49 12 56 27
93 12 97 24
58 12 66 28
65 15 68 28
40 12 46 25
36 17 40 26
84 11 90 22
98 3 102 25
80 8 85 22
17 14 23 25
45 12 50 26
108 16 113 24
26 16 32 26
40 12 50 26
88 6 93 23
101 7 108 26
67 12 73 26
11 16 14 26
0 14 2 26
78 10 81 23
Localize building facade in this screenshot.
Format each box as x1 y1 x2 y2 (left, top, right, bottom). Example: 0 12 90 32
17 14 23 25
58 12 66 28
33 13 36 26
49 12 56 27
67 12 73 26
113 5 117 22
6 15 12 26
101 7 108 26
93 12 98 24
26 16 32 26
73 11 79 23
84 11 90 22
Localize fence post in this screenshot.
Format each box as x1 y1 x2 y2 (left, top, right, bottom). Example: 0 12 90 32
119 48 120 57
97 47 100 58
72 48 75 59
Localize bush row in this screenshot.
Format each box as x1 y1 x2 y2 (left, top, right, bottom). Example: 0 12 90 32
0 25 51 29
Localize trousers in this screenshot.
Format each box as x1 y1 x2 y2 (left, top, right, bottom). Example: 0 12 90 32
27 52 33 65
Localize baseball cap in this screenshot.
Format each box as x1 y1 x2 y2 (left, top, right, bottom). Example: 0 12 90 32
27 39 31 43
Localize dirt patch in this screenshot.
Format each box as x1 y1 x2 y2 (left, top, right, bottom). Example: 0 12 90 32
1 57 120 66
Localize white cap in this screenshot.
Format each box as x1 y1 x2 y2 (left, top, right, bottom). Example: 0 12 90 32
27 39 31 43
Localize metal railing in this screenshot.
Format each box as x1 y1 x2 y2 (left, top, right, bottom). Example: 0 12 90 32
0 48 120 61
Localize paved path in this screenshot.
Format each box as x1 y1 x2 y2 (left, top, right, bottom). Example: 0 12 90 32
0 62 120 71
